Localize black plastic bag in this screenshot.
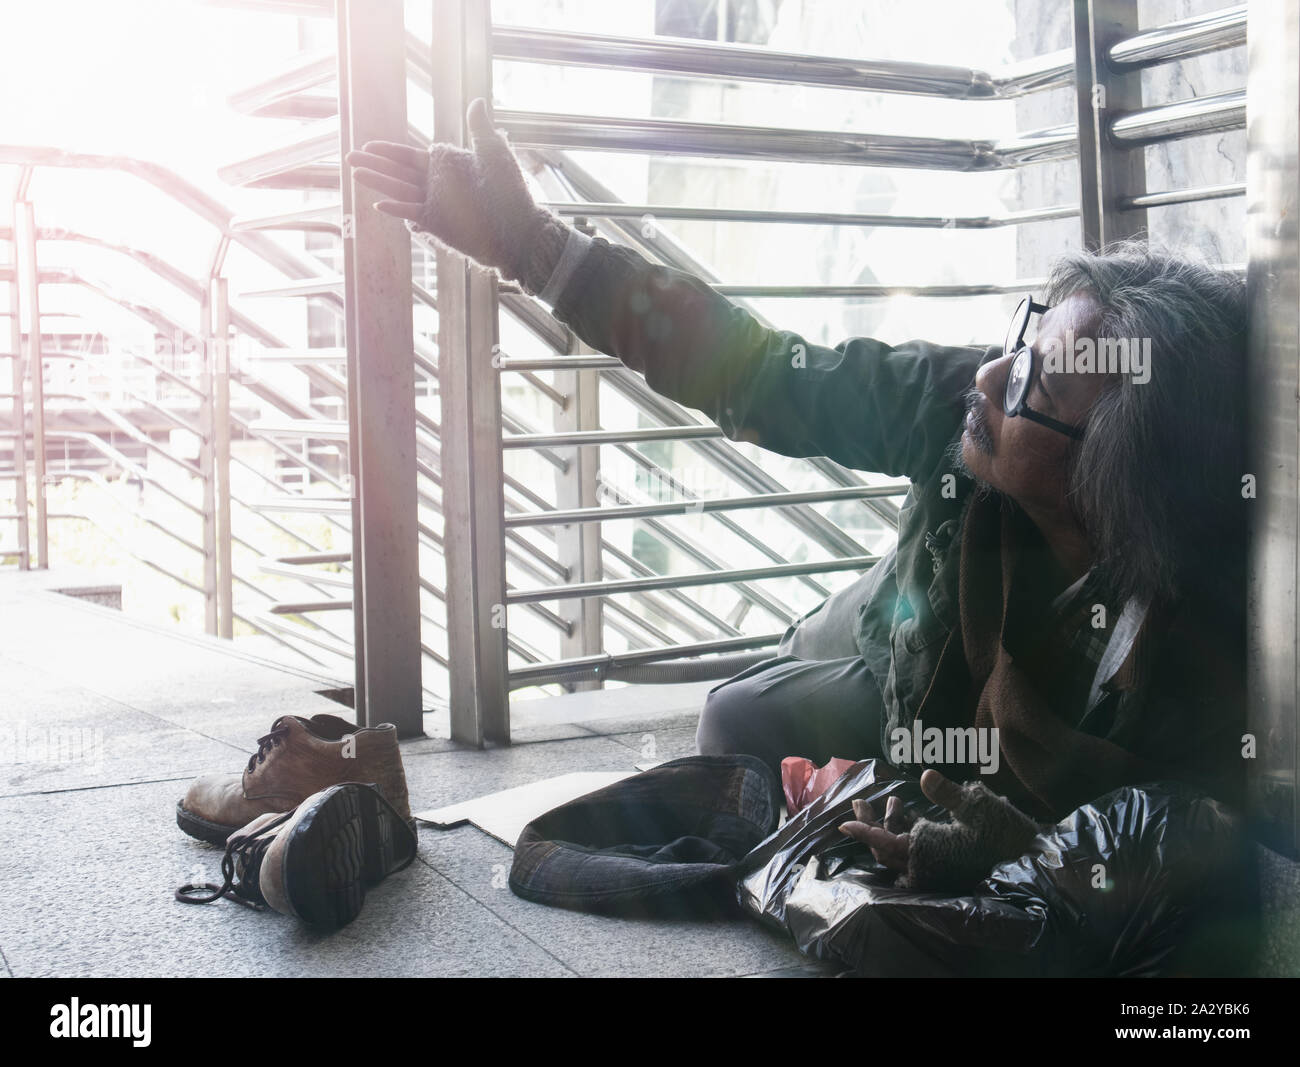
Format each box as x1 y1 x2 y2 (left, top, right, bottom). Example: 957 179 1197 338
736 758 1260 977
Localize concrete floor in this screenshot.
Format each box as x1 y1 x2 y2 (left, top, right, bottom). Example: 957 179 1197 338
0 569 826 978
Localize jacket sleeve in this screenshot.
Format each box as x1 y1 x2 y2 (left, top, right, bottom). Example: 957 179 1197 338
547 235 991 483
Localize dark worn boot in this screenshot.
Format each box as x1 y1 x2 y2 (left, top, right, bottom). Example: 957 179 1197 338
176 783 418 929
176 713 412 846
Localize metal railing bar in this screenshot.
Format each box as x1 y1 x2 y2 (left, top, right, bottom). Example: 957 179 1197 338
42 468 208 556
418 445 752 641
1121 181 1245 210
42 433 203 518
498 289 575 353
250 611 358 664
1 226 290 349
216 118 425 189
267 551 352 566
248 497 352 514
226 49 335 115
407 226 576 353
214 121 338 189
121 392 350 548
0 146 337 284
1107 87 1244 146
721 281 1048 297
45 512 207 595
990 49 1074 96
614 355 900 545
517 369 567 408
43 509 309 658
595 466 823 623
241 276 345 299
242 347 348 365
230 204 343 233
537 201 1079 229
490 25 1000 98
415 457 569 578
503 483 909 526
497 356 621 372
259 560 352 588
247 417 349 440
270 599 352 614
498 109 1077 172
505 632 784 688
1107 4 1246 70
414 592 550 667
418 456 736 642
418 408 570 474
597 537 739 641
30 270 333 425
468 25 1076 101
502 425 723 448
509 555 877 604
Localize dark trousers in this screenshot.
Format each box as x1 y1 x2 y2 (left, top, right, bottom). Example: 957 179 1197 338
696 654 887 778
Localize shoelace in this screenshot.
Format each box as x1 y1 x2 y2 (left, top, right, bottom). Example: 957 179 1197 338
175 785 418 910
245 721 291 775
174 809 295 911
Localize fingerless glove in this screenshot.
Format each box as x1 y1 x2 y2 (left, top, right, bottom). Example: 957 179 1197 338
898 781 1045 893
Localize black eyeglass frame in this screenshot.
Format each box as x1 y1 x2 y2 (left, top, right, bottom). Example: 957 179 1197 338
1002 295 1086 441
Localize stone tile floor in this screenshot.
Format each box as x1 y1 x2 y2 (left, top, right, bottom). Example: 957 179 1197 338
0 570 827 978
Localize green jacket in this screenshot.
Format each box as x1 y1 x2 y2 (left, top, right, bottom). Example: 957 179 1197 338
546 236 1246 815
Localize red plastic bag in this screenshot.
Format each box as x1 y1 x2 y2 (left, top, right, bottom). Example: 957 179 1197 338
781 756 856 817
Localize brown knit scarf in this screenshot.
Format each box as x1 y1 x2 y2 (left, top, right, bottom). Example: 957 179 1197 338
956 490 1165 820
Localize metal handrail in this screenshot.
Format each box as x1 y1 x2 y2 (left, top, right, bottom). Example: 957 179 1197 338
497 109 1077 172
503 484 910 527
506 633 785 689
414 428 772 640
0 146 330 282
1108 4 1246 70
508 555 880 604
538 202 1079 230
1109 88 1245 145
490 25 1020 101
1124 182 1244 209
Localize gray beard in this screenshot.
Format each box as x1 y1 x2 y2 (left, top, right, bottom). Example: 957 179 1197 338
945 433 998 501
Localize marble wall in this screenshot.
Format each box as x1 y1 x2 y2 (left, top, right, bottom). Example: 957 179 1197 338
1012 0 1247 277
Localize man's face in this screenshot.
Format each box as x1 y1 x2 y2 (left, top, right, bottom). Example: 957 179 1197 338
960 291 1111 513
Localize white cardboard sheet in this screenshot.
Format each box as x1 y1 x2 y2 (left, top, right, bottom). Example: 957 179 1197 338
414 771 636 847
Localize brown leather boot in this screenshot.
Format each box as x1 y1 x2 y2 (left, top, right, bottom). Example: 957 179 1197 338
176 782 418 928
176 714 412 845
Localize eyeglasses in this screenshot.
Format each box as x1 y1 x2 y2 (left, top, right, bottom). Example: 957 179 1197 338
1002 295 1086 441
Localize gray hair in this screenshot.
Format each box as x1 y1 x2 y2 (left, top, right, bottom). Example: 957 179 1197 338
1044 239 1248 613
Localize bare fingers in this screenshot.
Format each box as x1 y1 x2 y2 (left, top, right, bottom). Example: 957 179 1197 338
352 140 429 171
348 163 423 203
372 200 423 222
920 768 964 814
838 819 910 871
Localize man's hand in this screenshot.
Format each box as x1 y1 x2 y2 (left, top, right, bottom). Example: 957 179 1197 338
837 789 916 872
838 768 1043 891
345 97 567 293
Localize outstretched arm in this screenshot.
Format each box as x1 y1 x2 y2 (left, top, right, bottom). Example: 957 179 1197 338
350 98 987 482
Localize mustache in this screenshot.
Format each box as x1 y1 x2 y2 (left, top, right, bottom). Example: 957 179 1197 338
963 387 994 455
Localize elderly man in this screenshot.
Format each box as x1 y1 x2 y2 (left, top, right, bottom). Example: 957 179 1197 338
348 99 1248 888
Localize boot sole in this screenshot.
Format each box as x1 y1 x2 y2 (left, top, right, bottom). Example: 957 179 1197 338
176 799 417 849
176 802 241 846
281 784 417 929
